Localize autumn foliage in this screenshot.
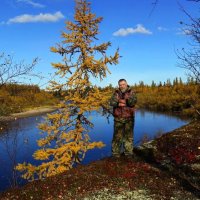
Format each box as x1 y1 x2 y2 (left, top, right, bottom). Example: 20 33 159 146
0 84 58 116
132 78 200 118
16 0 119 180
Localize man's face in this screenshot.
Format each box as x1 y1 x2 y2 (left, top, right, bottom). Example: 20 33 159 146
119 81 128 92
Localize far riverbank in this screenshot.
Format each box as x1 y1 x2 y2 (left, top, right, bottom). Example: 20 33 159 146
0 106 59 122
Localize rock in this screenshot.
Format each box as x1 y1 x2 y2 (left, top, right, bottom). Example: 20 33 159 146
191 164 200 172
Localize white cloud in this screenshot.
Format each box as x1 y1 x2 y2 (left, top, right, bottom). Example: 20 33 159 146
17 0 45 8
176 28 191 35
7 11 65 24
157 26 168 31
184 29 192 35
113 24 152 37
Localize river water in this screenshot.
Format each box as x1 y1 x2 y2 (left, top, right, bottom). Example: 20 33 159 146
0 109 189 192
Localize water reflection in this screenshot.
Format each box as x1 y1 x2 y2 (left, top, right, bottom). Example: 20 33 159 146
0 110 189 192
0 117 46 191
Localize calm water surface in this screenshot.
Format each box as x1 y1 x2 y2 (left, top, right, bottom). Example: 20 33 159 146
0 109 189 192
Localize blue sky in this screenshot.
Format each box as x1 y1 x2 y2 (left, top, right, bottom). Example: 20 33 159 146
0 0 198 88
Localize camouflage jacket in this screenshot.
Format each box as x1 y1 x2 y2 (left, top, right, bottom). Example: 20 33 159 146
110 86 137 120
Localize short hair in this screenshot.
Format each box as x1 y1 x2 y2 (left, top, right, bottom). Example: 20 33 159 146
118 79 127 84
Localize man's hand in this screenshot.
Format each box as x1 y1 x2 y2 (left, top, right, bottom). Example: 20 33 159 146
118 99 126 107
119 99 126 104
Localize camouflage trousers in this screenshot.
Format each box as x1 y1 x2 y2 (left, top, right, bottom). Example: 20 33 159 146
112 117 135 156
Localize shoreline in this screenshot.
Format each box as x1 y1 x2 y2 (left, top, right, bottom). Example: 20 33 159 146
0 106 59 122
0 106 192 123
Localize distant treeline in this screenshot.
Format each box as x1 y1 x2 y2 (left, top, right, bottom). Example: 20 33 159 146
134 78 200 118
0 84 59 116
1 78 199 118
99 77 200 119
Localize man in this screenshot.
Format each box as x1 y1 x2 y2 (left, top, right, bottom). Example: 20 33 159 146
110 79 137 158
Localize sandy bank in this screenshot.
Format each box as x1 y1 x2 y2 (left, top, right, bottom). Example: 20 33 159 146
0 106 59 122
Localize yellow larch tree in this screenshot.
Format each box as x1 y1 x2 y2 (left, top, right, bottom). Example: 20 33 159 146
16 0 119 180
